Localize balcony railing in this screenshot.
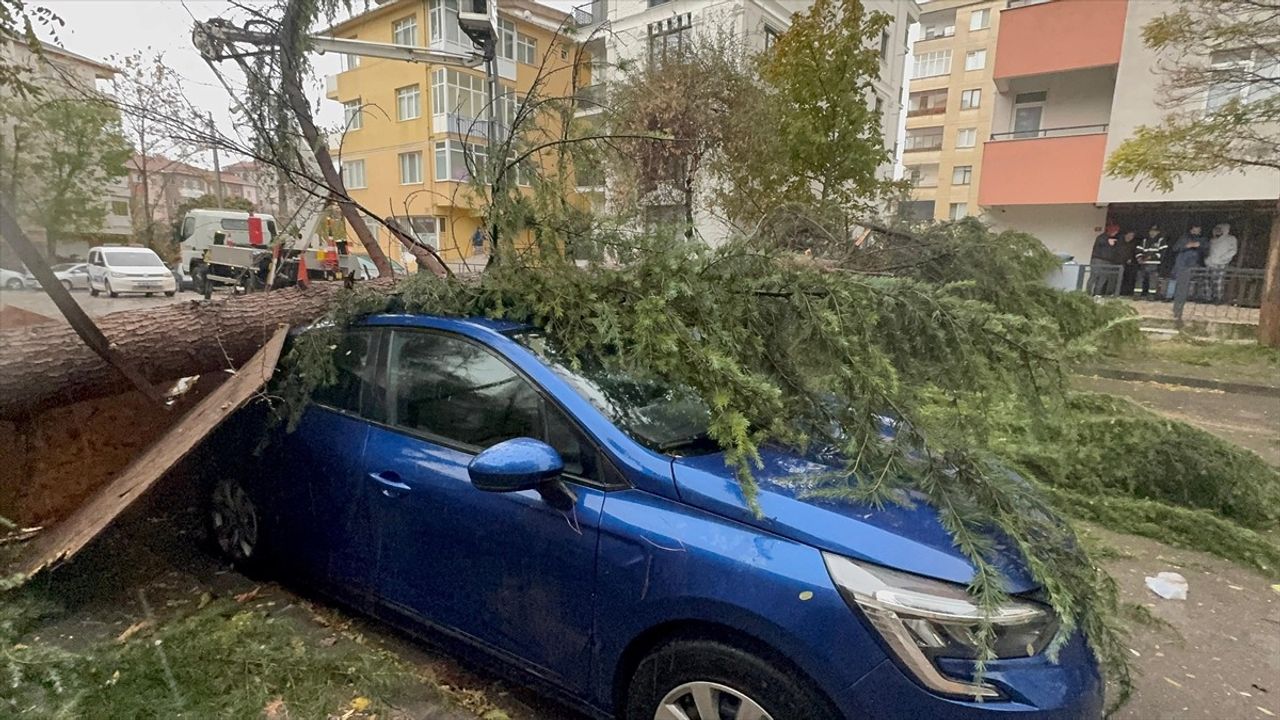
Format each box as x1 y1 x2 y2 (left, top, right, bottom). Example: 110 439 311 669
906 105 947 118
991 123 1108 141
904 137 944 152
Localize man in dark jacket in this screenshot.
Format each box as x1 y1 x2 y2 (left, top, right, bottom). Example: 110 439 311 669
1136 225 1167 298
1166 224 1207 300
1089 225 1123 296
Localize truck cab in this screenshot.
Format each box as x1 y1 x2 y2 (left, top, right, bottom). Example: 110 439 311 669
177 209 278 274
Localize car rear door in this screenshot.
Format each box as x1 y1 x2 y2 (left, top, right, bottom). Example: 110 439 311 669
363 327 604 693
272 328 384 598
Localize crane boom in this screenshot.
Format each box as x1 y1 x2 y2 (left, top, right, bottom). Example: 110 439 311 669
192 18 484 68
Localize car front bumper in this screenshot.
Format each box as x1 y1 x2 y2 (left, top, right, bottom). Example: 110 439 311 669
836 633 1104 720
108 276 177 293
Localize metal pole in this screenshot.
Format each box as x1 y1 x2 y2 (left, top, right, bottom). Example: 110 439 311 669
209 111 225 209
485 55 500 257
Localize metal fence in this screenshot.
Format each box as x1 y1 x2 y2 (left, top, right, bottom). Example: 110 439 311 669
1172 267 1266 324
1073 263 1124 297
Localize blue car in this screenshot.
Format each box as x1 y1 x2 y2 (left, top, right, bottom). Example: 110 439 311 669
209 314 1103 720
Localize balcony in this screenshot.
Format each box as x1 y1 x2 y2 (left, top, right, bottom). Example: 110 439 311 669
993 0 1127 81
574 83 606 117
978 126 1108 206
325 74 339 100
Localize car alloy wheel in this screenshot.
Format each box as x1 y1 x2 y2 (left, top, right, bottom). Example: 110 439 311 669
210 478 259 563
4 278 20 290
61 279 72 292
655 681 772 720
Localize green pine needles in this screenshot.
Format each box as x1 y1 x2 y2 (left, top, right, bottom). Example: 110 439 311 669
273 220 1276 714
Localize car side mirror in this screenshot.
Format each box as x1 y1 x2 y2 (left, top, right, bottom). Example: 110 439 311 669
468 437 565 493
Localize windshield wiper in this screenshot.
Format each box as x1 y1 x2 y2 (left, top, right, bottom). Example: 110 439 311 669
657 432 720 454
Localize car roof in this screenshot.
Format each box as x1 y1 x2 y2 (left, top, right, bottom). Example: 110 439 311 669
361 313 532 335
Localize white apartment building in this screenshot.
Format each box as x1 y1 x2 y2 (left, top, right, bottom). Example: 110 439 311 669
574 0 918 244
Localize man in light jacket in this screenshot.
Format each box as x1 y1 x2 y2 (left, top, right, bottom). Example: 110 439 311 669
1205 223 1238 301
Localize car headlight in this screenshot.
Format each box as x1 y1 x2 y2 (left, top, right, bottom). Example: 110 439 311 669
110 271 126 279
823 552 1058 699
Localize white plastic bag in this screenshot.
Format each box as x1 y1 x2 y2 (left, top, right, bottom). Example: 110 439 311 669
1144 571 1188 600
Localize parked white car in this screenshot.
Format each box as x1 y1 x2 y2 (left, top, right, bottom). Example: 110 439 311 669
23 263 91 291
0 267 25 291
86 246 177 298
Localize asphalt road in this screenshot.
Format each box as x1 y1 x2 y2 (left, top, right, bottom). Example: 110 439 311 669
0 284 195 328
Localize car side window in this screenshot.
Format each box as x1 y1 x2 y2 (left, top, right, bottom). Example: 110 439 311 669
312 330 376 415
388 331 541 449
544 400 597 480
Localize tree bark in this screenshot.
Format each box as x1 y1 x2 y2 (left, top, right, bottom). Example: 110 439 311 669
1259 197 1280 347
0 280 376 420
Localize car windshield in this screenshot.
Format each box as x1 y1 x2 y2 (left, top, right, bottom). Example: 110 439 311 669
514 332 715 455
104 251 164 267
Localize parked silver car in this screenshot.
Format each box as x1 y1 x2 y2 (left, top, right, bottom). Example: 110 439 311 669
23 263 91 291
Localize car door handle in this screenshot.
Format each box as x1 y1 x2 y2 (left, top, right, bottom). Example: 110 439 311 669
368 471 411 498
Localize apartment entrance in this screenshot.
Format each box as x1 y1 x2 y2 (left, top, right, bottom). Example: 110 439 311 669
1104 200 1274 269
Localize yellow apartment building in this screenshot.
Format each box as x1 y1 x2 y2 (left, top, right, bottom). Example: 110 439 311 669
323 0 581 267
902 0 1003 222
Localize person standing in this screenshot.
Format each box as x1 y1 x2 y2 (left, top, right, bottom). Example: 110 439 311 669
1136 225 1167 298
1089 225 1123 296
1205 223 1238 302
1119 229 1140 295
1167 223 1207 301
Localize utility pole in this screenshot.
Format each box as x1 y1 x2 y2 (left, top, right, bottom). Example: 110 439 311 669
209 111 225 208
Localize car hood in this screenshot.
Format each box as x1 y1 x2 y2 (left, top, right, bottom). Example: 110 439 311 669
105 265 169 274
672 447 1038 593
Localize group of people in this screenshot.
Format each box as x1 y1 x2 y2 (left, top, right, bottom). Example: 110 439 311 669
1088 221 1238 300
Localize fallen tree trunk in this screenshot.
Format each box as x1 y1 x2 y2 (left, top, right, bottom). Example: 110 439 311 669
0 282 369 420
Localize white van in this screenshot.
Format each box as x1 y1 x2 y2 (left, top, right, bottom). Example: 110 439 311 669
86 246 177 298
177 209 278 273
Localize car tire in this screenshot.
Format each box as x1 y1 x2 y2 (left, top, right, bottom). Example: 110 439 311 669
4 278 21 291
209 476 269 577
107 280 118 298
89 285 100 297
624 639 839 720
164 290 176 297
61 279 72 292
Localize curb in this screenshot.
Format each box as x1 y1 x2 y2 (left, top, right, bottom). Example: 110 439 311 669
1081 367 1280 398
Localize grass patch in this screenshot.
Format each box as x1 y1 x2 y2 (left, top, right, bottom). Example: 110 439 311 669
1145 337 1280 370
0 594 437 719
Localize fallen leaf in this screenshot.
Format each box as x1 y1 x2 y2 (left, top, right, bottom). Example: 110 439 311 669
350 697 370 712
115 620 152 643
319 636 337 647
1258 707 1275 717
197 592 212 609
263 697 288 719
1163 676 1183 688
235 586 262 604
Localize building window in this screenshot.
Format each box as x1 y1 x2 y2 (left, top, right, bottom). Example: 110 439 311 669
391 216 443 248
969 8 990 31
342 99 362 130
922 22 955 40
396 85 421 121
907 164 938 187
649 14 692 66
960 88 981 109
965 49 987 71
907 89 948 116
111 200 129 216
1205 48 1280 111
880 30 890 60
498 18 516 61
874 95 884 114
434 138 487 182
648 0 671 6
951 165 972 185
949 202 968 220
399 151 423 184
905 127 944 152
392 15 418 46
342 159 366 189
913 50 951 79
517 32 537 65
428 0 464 46
956 127 977 148
341 40 360 71
431 68 516 130
764 26 779 51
